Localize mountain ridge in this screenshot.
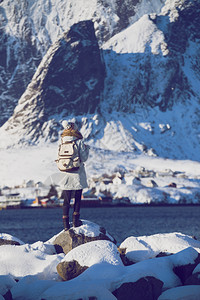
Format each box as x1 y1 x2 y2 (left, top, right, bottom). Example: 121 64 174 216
0 0 200 161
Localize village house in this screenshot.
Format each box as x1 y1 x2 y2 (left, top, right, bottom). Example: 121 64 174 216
112 172 124 185
124 174 141 185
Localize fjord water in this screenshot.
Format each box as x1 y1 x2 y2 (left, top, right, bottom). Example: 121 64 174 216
0 206 200 244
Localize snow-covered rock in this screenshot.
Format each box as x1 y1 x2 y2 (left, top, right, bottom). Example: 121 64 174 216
120 247 200 290
53 220 116 254
119 232 200 263
0 233 25 245
10 276 57 300
0 242 64 280
57 240 122 281
0 275 16 297
41 246 200 299
0 231 200 299
62 239 122 267
113 276 163 300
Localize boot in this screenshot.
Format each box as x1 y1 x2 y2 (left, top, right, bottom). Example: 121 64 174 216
73 212 82 227
63 215 70 231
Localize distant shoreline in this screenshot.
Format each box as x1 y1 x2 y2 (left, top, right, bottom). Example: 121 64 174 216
1 202 200 210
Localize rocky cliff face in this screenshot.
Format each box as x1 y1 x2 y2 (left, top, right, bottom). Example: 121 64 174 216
0 20 105 144
0 1 42 126
0 0 164 126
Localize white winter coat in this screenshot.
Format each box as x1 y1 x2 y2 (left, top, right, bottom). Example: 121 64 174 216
59 136 89 190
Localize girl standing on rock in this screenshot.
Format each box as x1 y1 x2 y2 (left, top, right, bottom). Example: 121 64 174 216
56 120 90 230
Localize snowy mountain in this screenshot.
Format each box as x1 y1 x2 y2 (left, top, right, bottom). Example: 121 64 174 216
0 0 200 162
0 20 106 146
0 0 164 126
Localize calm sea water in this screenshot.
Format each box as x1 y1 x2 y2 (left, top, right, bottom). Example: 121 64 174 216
0 206 200 245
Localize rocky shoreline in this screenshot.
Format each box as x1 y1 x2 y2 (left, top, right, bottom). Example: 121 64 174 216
0 220 200 299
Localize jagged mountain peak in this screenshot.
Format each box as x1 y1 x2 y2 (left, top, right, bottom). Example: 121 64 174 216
0 0 199 162
0 20 105 146
101 0 200 112
0 0 164 126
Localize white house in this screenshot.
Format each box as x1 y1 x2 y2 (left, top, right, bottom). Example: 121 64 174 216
124 174 141 185
112 175 124 185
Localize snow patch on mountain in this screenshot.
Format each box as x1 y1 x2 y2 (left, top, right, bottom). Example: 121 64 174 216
102 14 168 55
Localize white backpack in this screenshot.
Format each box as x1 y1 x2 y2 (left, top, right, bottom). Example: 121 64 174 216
56 139 81 172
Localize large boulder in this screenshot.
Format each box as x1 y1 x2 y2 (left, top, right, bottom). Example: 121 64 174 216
0 234 24 246
0 239 20 246
117 247 200 292
173 252 200 284
184 271 200 285
57 260 88 281
53 220 116 254
119 233 200 263
112 276 163 300
0 242 62 280
57 239 122 281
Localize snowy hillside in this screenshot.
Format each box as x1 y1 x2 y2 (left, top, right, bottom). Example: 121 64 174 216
1 142 200 205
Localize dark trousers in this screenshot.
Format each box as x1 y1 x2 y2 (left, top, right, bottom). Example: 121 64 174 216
62 189 82 216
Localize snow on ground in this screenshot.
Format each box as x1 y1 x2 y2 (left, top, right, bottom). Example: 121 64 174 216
0 230 200 299
0 140 200 205
0 241 63 280
71 220 115 242
0 142 200 187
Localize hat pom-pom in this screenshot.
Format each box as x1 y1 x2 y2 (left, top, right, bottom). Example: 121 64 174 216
62 120 78 130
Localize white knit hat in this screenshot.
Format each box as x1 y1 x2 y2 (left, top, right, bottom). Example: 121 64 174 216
62 120 78 130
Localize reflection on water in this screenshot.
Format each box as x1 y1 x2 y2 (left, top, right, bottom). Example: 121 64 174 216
0 206 200 244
